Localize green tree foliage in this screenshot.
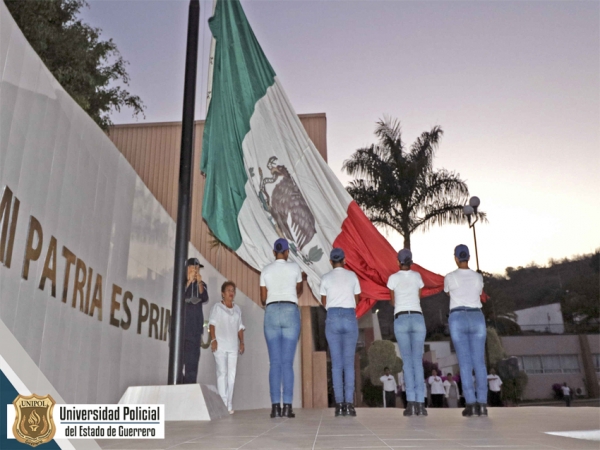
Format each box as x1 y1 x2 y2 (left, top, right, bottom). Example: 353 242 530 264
342 117 485 249
486 327 506 368
560 252 599 332
502 371 528 405
5 0 144 130
363 340 403 386
481 272 521 334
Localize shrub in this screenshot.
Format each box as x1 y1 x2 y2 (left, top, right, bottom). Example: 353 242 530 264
502 371 528 404
361 378 384 407
486 327 507 368
363 340 403 386
552 383 563 400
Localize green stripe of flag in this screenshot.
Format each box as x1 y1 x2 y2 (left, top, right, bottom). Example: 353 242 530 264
201 0 276 250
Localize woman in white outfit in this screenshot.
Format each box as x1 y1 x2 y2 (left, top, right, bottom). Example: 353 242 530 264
209 281 245 414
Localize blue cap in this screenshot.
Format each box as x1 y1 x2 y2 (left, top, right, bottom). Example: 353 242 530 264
454 244 470 262
273 238 289 253
330 248 345 262
398 249 412 265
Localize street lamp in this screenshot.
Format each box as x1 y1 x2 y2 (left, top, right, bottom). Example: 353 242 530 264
462 196 481 272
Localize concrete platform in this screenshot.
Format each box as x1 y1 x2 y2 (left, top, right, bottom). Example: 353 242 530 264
96 407 600 450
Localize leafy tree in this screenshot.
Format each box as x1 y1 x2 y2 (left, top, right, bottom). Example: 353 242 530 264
5 0 144 130
486 327 506 368
343 117 485 249
481 272 518 330
363 340 402 386
502 371 528 405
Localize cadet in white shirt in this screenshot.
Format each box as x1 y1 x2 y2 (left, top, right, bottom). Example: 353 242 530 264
260 238 303 419
380 367 397 408
445 244 488 417
487 368 503 407
388 249 427 417
320 248 361 417
208 281 245 414
428 369 445 408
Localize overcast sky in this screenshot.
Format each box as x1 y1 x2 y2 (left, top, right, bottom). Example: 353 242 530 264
81 0 599 277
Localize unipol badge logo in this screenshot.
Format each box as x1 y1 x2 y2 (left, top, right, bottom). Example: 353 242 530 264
12 394 57 447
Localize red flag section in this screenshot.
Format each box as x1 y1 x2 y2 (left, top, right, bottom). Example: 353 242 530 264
333 202 445 317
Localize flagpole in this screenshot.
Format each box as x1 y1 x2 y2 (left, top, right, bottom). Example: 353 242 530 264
168 0 201 385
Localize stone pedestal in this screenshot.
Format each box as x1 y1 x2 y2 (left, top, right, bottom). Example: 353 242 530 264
119 384 228 421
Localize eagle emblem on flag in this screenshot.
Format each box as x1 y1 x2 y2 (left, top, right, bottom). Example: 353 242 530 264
249 156 323 263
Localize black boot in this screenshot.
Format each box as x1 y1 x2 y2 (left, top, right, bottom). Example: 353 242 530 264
416 402 428 416
403 401 415 417
462 403 475 417
282 403 296 418
345 403 357 417
270 404 281 418
478 403 488 417
335 403 344 417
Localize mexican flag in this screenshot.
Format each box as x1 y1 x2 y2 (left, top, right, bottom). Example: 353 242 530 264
201 0 443 316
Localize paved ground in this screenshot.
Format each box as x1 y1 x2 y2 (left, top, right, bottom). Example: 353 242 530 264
97 407 600 450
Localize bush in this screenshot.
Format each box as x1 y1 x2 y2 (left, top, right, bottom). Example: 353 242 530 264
486 327 507 368
552 383 563 400
363 340 403 386
422 360 441 379
502 371 528 404
361 378 384 407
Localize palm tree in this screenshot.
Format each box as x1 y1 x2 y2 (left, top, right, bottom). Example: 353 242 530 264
343 117 485 249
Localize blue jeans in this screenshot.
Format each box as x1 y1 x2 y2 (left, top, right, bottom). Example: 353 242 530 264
394 313 426 402
449 309 488 404
325 308 358 403
264 303 301 404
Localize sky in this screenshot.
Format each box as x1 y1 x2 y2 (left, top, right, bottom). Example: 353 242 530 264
80 0 599 277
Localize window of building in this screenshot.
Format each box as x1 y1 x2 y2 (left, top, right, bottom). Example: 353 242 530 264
522 356 543 374
519 354 581 374
560 355 580 374
541 355 562 374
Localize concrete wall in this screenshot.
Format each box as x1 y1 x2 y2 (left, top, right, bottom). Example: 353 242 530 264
0 2 298 411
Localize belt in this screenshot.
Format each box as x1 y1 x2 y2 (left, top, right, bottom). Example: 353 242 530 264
394 310 422 319
267 301 297 307
450 307 481 314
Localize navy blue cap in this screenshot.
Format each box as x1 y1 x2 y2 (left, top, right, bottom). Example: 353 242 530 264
398 249 412 265
454 244 470 262
186 257 204 268
273 238 289 253
330 248 345 262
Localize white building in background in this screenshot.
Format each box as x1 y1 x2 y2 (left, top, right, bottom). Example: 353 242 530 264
514 303 565 334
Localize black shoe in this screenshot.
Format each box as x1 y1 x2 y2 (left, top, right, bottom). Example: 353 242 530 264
335 403 344 417
462 404 474 417
473 403 481 416
403 401 415 417
345 403 357 417
282 403 295 418
478 403 488 417
270 404 281 418
416 402 428 416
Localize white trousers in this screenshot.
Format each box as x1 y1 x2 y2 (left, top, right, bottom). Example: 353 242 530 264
214 349 238 411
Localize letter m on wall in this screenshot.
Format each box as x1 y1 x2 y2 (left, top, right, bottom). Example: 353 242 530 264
0 186 20 268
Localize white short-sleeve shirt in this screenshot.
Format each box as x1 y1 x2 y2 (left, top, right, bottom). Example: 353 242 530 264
444 268 484 310
208 302 245 352
387 270 424 315
319 267 361 309
428 375 445 395
260 260 302 304
380 375 397 392
487 374 503 392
